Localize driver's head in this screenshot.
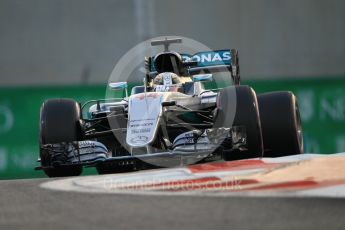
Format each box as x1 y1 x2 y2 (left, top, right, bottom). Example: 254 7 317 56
153 72 181 86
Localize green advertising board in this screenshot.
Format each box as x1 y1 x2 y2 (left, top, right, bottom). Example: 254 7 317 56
0 78 344 179
0 85 107 179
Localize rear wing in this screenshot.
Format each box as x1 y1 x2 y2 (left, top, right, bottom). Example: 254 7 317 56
146 49 240 85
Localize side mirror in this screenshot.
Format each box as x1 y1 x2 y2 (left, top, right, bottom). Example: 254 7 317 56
108 82 128 98
192 74 213 82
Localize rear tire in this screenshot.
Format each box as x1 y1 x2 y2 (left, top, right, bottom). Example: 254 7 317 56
258 92 303 157
216 86 264 161
39 99 83 177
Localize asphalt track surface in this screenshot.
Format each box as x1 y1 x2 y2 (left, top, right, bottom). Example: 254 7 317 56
1 178 345 230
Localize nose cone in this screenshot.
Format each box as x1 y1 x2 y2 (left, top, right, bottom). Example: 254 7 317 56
126 92 163 148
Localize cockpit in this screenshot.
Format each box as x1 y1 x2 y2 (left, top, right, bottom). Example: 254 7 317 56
153 72 182 92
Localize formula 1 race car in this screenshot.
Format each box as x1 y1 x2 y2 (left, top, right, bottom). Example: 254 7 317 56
36 38 303 177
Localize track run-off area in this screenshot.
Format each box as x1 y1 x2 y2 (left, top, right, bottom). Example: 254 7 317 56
1 153 345 230
42 153 345 197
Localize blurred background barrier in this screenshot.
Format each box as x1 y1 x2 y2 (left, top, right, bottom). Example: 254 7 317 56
0 78 344 179
0 0 344 85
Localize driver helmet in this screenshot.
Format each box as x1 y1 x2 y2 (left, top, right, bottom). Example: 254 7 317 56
153 72 181 92
153 72 181 86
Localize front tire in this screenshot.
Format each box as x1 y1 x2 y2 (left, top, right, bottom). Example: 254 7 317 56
39 99 83 177
215 86 264 161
